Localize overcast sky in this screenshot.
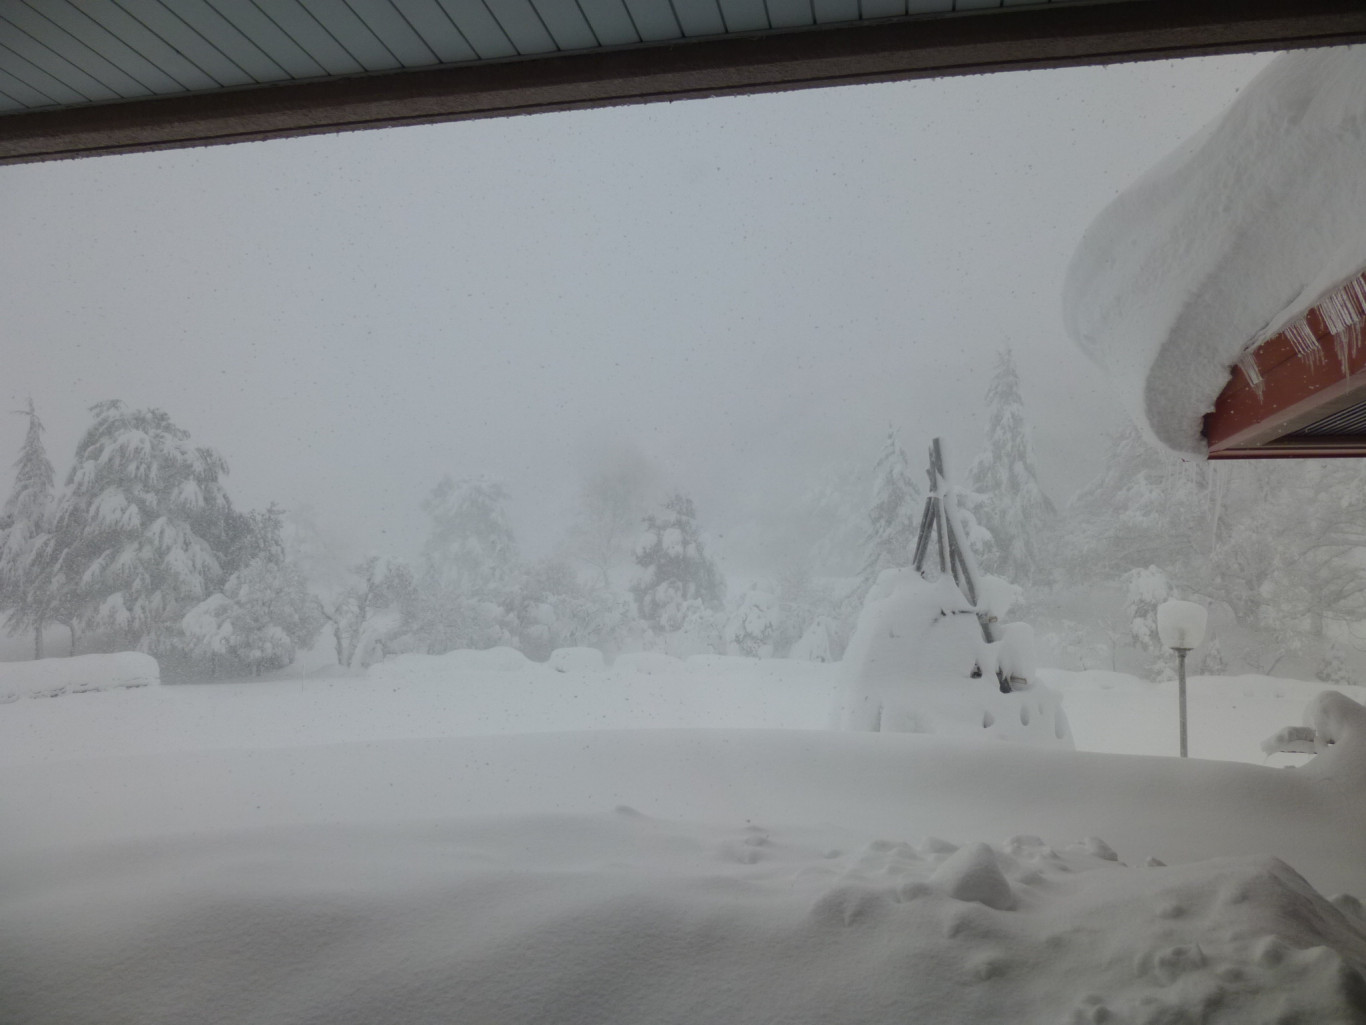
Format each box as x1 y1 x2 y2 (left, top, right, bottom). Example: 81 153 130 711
0 52 1273 566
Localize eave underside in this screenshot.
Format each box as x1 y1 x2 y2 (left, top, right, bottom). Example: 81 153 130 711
3 0 1366 165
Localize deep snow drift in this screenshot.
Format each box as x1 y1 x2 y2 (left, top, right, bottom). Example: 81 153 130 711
2 654 1365 1024
1064 45 1366 454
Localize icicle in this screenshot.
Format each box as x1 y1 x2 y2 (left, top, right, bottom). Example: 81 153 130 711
1345 275 1366 319
1284 319 1323 366
1237 351 1265 398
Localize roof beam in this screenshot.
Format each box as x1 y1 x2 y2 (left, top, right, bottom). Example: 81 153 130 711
3 0 1366 165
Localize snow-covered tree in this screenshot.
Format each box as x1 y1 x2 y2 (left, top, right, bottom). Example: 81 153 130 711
1067 424 1217 586
969 348 1057 584
318 556 417 668
504 557 634 660
631 492 725 632
421 476 517 595
0 399 59 656
568 448 656 587
859 429 921 594
47 401 241 652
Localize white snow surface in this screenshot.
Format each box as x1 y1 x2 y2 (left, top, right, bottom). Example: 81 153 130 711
3 653 1366 1023
0 651 158 702
1064 45 1366 454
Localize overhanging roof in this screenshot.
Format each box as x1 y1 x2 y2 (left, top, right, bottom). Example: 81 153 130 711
3 0 1366 164
1204 271 1366 458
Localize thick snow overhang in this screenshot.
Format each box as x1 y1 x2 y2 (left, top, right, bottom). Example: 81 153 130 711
2 0 1366 165
1064 44 1366 459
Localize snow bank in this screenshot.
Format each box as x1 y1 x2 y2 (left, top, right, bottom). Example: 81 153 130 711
1064 45 1366 453
839 570 1071 747
3 809 1364 1024
1300 690 1366 790
0 652 158 702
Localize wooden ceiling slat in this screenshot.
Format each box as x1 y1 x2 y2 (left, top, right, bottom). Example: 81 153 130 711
665 0 724 38
386 0 480 62
296 0 405 70
198 0 329 78
430 0 518 58
0 20 122 101
21 1 188 92
245 0 367 75
351 0 444 65
0 60 60 108
811 0 858 24
766 0 815 29
0 37 103 105
862 0 910 20
526 0 600 50
83 0 248 89
615 0 680 39
483 0 561 52
714 0 766 33
0 2 152 97
572 0 641 45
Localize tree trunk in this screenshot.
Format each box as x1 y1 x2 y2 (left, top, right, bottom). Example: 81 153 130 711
34 623 43 660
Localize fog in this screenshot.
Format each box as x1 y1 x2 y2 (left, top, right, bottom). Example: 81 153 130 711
1 53 1271 566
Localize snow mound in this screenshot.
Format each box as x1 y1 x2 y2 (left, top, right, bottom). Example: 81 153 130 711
1300 690 1366 789
0 652 158 702
838 569 1071 747
1064 46 1366 453
4 815 1363 1025
548 647 606 673
369 645 532 680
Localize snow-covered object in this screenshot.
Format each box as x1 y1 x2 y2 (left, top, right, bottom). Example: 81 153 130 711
1065 46 1366 453
1299 690 1366 788
548 646 606 673
1157 599 1208 651
0 651 158 701
838 569 1071 746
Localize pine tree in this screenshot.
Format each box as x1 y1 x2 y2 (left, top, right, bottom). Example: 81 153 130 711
0 399 57 657
631 492 725 632
859 429 921 593
48 400 240 651
969 348 1057 585
421 476 518 594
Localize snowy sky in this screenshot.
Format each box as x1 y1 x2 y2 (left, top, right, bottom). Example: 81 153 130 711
0 52 1273 565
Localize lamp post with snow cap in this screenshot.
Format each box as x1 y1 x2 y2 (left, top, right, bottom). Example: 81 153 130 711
1157 600 1207 758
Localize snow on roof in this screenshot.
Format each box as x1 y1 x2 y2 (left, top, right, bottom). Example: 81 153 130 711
1063 45 1366 455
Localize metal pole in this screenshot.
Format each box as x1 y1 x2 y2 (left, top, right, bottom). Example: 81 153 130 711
1176 647 1189 758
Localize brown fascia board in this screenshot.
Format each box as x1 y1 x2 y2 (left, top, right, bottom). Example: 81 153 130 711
1205 271 1366 458
3 0 1366 164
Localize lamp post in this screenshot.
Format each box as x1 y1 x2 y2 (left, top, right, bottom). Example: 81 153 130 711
1157 600 1208 758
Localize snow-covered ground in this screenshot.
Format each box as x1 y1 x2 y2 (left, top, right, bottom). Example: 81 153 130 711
2 653 1365 1023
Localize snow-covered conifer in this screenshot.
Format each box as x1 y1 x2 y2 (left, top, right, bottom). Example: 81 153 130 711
969 349 1056 584
421 476 518 594
631 493 724 632
859 429 921 594
47 401 239 651
0 399 57 656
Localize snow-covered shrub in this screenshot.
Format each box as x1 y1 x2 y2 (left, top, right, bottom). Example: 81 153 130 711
724 586 779 657
180 558 322 676
838 569 1071 747
1316 643 1352 686
1199 638 1228 676
1123 566 1171 658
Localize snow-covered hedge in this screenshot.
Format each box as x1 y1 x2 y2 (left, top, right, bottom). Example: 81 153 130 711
0 652 159 702
838 570 1071 747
